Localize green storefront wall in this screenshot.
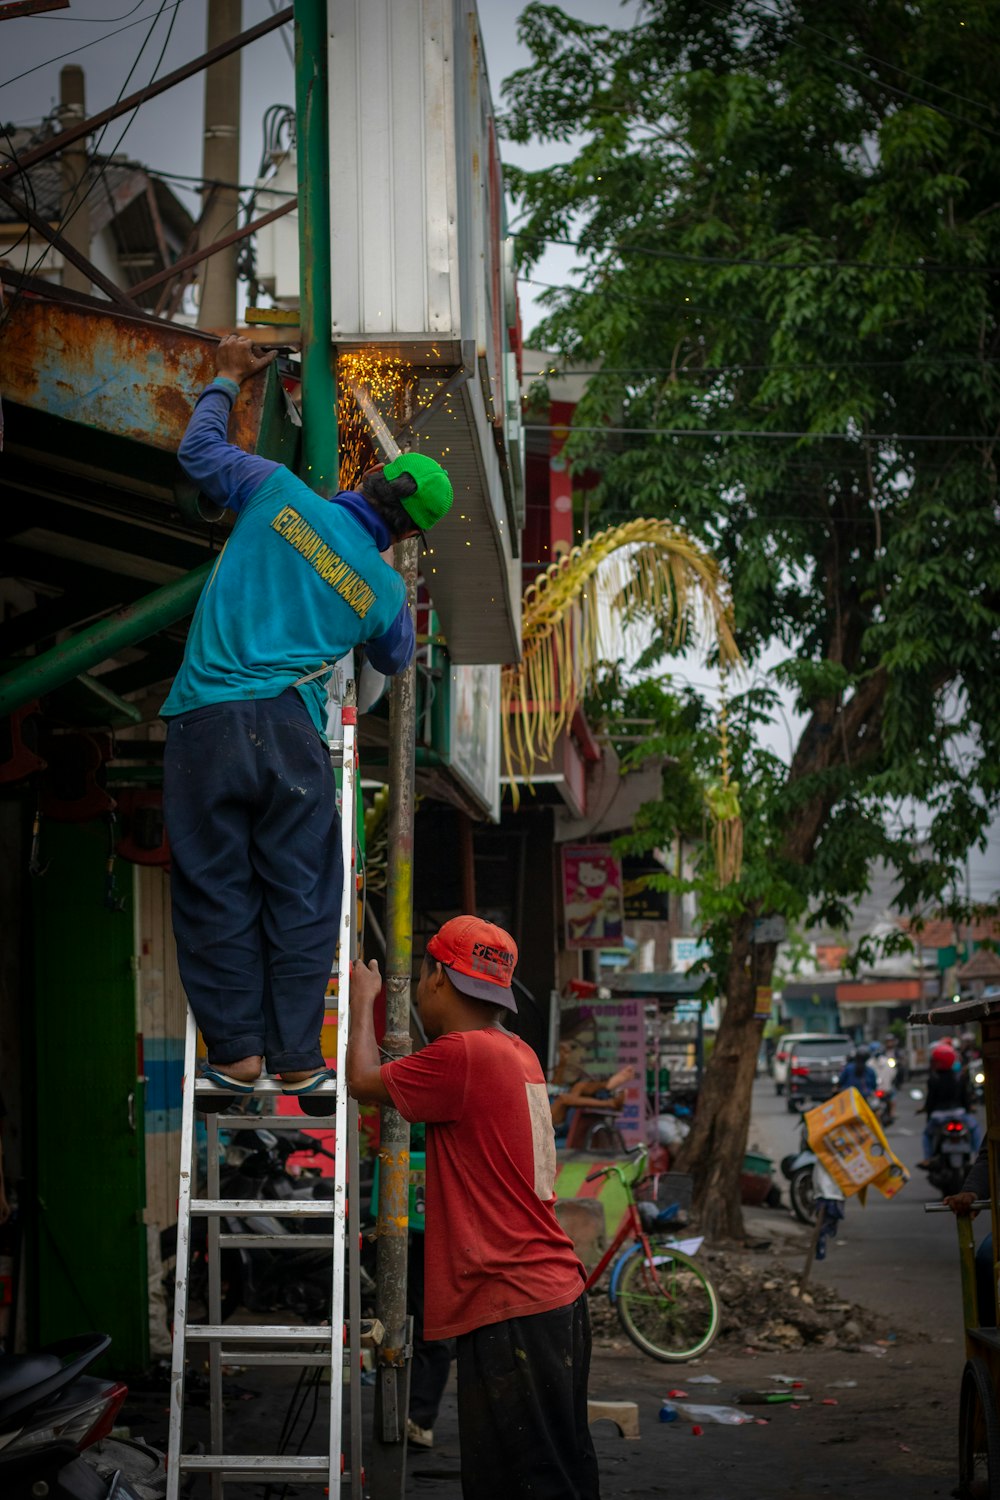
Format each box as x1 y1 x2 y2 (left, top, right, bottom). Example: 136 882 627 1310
30 820 148 1373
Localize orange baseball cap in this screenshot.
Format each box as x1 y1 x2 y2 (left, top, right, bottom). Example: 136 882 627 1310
426 916 518 1012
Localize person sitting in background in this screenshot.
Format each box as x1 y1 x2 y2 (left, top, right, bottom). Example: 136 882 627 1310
546 1010 634 1141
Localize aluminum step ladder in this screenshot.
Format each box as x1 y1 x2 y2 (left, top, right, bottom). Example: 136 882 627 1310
167 682 376 1498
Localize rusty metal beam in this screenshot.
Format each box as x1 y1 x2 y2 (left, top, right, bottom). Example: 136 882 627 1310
0 180 138 308
0 7 293 185
129 197 297 299
0 0 67 17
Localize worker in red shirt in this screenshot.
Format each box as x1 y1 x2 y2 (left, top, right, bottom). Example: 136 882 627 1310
347 916 600 1500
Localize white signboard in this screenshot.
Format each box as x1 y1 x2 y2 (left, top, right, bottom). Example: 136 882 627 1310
448 662 501 822
671 938 712 972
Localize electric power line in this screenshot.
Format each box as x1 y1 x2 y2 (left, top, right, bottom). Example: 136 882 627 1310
748 0 998 118
0 0 187 88
34 0 152 22
525 356 1000 376
514 230 1000 275
696 0 1000 142
524 424 996 443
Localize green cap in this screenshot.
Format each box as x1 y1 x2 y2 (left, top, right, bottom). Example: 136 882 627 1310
384 451 453 534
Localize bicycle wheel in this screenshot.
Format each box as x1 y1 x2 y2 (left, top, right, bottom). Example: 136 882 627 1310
959 1358 1000 1499
789 1166 815 1226
614 1241 719 1362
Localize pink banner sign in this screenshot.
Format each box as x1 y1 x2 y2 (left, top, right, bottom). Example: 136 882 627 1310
561 844 625 950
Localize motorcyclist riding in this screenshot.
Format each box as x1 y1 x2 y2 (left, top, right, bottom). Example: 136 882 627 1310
837 1046 878 1099
917 1042 981 1169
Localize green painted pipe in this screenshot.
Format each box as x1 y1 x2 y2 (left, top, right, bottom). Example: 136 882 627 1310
0 561 213 719
294 2 338 497
75 672 144 725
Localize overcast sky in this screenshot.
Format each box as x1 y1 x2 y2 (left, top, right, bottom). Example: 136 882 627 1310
3 0 997 901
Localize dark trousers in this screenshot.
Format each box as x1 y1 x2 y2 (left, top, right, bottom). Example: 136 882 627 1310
456 1294 600 1500
976 1232 996 1327
407 1233 453 1428
163 691 341 1072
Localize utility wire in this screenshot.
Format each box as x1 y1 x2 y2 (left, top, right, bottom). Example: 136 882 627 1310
748 0 999 116
514 232 1000 274
34 0 151 21
0 0 186 88
695 0 1000 141
526 356 1000 375
524 424 994 443
8 0 180 315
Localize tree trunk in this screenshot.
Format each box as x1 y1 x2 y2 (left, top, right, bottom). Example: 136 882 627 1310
673 673 887 1239
675 922 776 1240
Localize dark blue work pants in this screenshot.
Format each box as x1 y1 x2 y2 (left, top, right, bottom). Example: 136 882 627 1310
163 691 341 1073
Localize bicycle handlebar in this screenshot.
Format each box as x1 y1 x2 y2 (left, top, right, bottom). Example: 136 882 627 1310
924 1199 991 1213
584 1143 647 1185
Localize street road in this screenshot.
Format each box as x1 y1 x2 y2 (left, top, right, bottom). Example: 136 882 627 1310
746 1074 968 1340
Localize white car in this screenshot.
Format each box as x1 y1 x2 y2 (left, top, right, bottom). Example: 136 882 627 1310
773 1032 845 1095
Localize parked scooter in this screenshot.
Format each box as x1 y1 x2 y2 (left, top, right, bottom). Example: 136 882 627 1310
779 1120 849 1227
780 1122 818 1226
0 1332 163 1500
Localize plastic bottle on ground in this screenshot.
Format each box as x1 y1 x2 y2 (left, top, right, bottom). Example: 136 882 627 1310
670 1402 752 1426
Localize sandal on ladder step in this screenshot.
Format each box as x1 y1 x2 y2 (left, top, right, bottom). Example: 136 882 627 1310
196 1066 257 1114
281 1068 337 1117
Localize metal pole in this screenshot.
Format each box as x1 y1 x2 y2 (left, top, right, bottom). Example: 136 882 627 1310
197 0 241 330
0 181 137 309
294 0 338 495
129 198 296 299
370 538 417 1494
0 561 214 718
59 66 90 296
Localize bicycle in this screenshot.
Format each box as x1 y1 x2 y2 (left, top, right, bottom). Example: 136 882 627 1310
580 1145 720 1362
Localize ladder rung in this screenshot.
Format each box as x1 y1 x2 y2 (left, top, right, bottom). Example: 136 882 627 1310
186 1324 333 1344
179 1456 335 1481
185 1318 384 1348
219 1232 335 1249
206 1114 336 1130
192 1198 336 1216
217 1350 339 1367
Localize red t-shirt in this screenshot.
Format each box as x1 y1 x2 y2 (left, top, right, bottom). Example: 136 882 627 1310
381 1027 585 1340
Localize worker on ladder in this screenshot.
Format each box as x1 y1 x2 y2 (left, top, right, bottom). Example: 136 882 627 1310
161 334 452 1113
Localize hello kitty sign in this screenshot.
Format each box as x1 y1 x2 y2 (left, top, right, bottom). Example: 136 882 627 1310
561 845 625 950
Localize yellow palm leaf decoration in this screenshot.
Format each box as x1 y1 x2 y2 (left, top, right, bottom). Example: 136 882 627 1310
501 516 743 881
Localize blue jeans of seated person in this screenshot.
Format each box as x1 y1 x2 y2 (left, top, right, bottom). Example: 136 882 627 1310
164 689 341 1074
922 1110 981 1161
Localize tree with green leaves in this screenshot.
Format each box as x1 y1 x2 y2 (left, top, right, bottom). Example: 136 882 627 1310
504 0 1000 1238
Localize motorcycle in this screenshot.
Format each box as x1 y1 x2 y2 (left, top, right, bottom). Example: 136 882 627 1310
0 1332 163 1500
872 1087 895 1128
923 1111 976 1198
780 1122 819 1226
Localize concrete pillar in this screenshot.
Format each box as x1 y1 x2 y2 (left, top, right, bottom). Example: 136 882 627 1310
197 0 241 329
59 66 90 294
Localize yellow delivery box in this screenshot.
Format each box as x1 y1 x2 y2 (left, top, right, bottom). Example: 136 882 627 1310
804 1088 909 1200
